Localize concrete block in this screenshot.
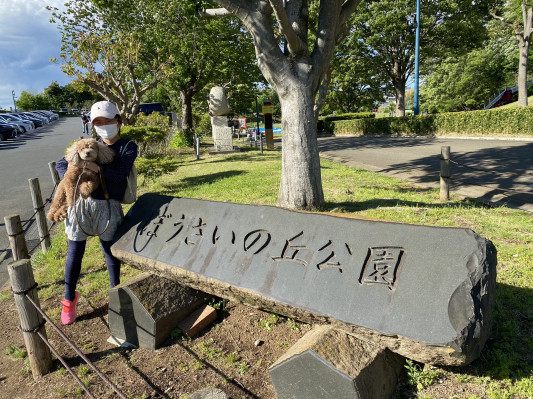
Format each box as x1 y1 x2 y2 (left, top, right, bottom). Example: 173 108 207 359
108 272 207 349
269 325 404 399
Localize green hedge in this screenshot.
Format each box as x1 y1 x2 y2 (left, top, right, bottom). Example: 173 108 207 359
328 107 533 137
318 112 375 132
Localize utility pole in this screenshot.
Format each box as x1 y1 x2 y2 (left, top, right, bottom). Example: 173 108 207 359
12 90 17 112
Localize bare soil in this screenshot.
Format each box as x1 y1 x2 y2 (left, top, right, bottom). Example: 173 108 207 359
0 285 485 399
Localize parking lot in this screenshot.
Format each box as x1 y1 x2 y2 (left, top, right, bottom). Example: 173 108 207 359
0 116 83 289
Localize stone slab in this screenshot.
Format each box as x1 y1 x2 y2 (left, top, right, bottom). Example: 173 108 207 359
110 193 497 365
177 304 217 338
211 116 233 151
108 272 207 349
269 325 404 399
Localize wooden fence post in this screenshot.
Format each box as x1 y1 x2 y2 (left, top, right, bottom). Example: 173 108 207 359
48 161 60 186
4 215 29 261
8 259 53 378
28 178 51 252
440 146 451 201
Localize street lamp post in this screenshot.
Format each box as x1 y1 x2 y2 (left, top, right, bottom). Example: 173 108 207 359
12 90 17 112
413 0 421 116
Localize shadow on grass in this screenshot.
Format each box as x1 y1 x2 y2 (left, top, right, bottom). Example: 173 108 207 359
322 197 487 213
195 150 281 166
159 170 247 194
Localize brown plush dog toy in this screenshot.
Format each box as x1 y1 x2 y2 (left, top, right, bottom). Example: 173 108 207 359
47 139 115 222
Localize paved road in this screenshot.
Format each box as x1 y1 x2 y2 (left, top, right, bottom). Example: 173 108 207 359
318 135 533 213
0 117 84 289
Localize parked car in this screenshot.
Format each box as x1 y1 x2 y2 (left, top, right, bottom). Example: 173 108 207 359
22 111 49 124
0 123 17 141
0 114 34 132
35 110 59 120
137 102 164 115
11 112 46 127
27 111 52 123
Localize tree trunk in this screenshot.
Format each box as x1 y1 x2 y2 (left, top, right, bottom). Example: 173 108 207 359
180 90 194 145
278 85 324 210
518 40 529 106
392 57 406 117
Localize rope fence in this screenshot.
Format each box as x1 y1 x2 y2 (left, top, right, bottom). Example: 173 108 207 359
8 259 128 398
440 145 533 203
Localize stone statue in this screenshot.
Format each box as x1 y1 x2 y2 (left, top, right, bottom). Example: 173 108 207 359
208 86 230 116
208 86 233 151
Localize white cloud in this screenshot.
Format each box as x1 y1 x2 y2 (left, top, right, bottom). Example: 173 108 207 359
0 0 70 109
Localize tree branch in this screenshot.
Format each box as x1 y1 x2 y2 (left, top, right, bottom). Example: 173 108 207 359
490 12 514 30
268 0 303 54
339 0 363 28
202 8 232 17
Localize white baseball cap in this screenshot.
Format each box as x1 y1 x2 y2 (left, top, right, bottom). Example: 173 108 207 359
90 101 120 122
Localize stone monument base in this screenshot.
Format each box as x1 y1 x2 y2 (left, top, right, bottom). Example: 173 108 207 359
269 325 404 399
108 272 208 349
211 116 233 151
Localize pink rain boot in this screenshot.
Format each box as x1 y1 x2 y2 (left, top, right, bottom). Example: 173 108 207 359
60 292 79 325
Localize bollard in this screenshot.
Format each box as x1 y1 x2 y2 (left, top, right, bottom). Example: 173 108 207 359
8 259 53 378
440 146 450 201
48 161 60 186
4 215 30 261
196 135 200 160
28 178 51 252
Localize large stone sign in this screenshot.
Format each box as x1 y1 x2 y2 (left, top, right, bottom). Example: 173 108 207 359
111 193 497 366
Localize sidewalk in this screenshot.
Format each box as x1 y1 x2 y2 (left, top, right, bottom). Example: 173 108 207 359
318 135 533 214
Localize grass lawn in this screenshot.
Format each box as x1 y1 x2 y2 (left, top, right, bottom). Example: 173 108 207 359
4 146 532 398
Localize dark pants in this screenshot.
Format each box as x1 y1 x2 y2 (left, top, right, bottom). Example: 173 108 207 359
64 239 121 301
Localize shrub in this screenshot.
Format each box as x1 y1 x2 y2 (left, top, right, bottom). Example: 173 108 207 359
326 107 533 137
120 126 168 156
168 130 189 149
135 112 171 136
135 155 178 184
318 112 375 132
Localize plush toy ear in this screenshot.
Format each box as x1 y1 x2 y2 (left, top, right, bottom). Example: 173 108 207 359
65 141 81 165
96 142 115 164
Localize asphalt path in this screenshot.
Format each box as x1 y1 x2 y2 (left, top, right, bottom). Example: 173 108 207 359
318 135 533 213
0 117 85 289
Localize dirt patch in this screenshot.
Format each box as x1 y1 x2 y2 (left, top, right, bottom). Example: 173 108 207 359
0 290 311 398
0 288 490 398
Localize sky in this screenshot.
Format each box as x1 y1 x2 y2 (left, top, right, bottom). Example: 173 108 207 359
0 0 69 110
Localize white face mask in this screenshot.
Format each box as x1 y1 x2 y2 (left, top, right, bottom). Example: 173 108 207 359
95 123 119 140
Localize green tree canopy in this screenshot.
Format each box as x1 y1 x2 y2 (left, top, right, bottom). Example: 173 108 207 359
342 0 493 116
49 0 173 124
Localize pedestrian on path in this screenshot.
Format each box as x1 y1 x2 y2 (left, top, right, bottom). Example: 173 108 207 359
81 112 90 135
56 101 138 325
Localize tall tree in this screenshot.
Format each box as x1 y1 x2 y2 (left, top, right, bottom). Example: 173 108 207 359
149 0 260 143
212 0 362 210
48 0 172 124
345 0 492 117
492 0 533 106
420 21 518 112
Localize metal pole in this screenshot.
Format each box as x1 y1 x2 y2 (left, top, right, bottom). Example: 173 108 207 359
440 146 450 201
12 90 17 112
255 98 260 141
413 0 421 116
